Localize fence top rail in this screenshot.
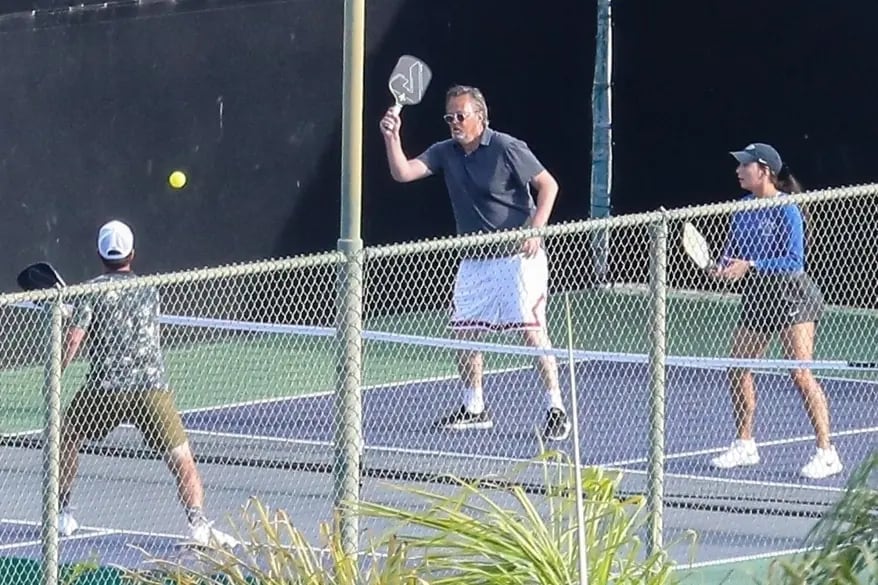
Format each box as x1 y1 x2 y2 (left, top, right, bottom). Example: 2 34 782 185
365 182 878 258
0 250 346 306
3 181 875 304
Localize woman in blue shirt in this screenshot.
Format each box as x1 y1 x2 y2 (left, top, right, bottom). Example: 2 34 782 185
710 143 842 480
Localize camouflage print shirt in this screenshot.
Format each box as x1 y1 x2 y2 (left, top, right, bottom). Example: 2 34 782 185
71 271 169 392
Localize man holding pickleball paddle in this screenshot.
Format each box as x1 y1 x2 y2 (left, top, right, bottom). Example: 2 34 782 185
379 56 570 441
19 221 238 547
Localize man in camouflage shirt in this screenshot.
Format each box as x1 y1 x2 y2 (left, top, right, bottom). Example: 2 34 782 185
57 220 236 547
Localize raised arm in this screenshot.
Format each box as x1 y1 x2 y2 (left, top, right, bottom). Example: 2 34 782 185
380 107 433 183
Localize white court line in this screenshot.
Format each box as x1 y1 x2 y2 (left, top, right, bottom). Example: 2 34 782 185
6 357 875 434
89 526 189 540
565 465 848 495
0 517 317 556
0 518 815 569
363 445 633 470
187 427 633 471
0 430 41 440
365 444 533 462
1 427 852 497
7 397 873 482
5 361 874 479
660 470 848 494
167 364 878 476
684 547 813 569
0 518 40 526
0 362 533 437
603 425 878 468
178 361 533 415
0 518 188 541
176 358 878 419
189 428 330 448
0 518 206 551
0 519 120 551
714 367 878 386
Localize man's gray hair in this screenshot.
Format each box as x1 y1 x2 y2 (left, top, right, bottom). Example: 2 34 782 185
446 85 489 126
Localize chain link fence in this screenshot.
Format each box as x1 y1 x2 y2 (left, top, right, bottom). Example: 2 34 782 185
1 183 877 580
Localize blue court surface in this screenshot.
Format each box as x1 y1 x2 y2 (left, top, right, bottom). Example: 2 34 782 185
182 360 876 487
1 359 875 571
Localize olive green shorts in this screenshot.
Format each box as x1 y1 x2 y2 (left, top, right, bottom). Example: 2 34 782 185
63 388 188 453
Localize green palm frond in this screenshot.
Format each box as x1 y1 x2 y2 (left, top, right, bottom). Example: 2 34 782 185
766 451 877 584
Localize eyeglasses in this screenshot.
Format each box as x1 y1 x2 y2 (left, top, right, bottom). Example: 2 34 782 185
443 112 472 124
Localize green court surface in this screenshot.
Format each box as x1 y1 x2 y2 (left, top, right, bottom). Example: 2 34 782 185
13 556 720 585
680 556 790 584
3 286 878 435
0 554 793 585
0 559 118 585
680 555 876 585
3 557 748 585
4 554 866 585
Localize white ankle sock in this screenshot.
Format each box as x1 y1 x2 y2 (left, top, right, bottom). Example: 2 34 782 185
463 387 484 414
737 438 757 449
546 389 565 412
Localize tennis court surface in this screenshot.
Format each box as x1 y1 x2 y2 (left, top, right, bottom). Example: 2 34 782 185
1 285 876 577
5 188 878 580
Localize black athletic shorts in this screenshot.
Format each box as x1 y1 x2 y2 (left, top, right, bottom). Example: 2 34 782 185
739 272 823 334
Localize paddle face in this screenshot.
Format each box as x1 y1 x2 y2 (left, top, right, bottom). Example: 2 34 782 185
388 55 432 113
17 262 66 291
681 222 714 270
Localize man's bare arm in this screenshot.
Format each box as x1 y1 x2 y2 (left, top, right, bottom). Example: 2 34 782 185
528 170 559 228
62 328 86 370
380 108 433 183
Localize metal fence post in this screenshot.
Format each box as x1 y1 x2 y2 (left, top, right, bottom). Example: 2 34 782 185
334 244 364 561
41 294 64 585
646 212 668 556
337 0 365 564
589 0 613 283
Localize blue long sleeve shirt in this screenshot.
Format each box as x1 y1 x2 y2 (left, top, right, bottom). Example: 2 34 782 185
721 194 806 274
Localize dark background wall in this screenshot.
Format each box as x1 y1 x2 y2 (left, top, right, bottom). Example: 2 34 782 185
0 0 875 293
613 2 878 210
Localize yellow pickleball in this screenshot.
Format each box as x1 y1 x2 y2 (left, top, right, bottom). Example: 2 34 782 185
168 170 187 189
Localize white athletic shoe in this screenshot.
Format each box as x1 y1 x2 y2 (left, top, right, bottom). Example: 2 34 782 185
189 519 239 548
58 510 79 537
800 446 843 480
710 439 761 469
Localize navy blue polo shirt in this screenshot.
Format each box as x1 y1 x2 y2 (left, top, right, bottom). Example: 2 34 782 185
416 128 545 236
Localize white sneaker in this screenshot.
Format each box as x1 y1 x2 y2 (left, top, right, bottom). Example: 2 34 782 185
800 446 843 480
189 519 239 548
710 439 761 469
59 510 79 537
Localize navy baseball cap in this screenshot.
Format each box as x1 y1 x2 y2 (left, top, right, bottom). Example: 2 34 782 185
730 143 783 174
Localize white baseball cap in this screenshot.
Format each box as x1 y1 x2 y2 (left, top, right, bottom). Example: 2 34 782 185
97 220 134 260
